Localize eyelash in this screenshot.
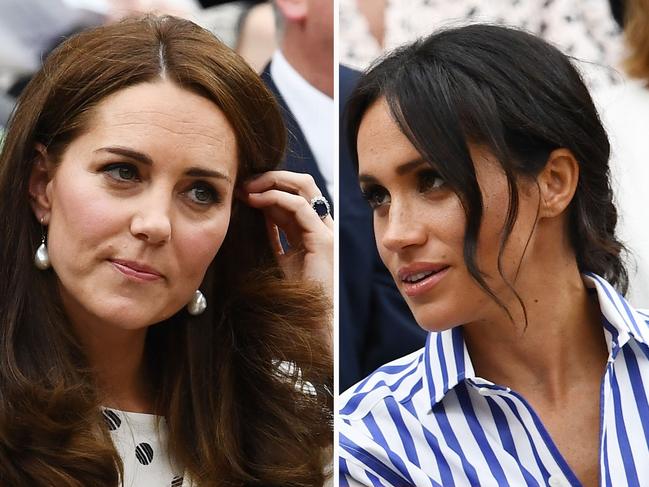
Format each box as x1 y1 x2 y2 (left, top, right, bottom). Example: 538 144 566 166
360 185 390 210
361 170 446 210
185 182 220 206
101 163 221 206
103 163 140 182
418 169 445 192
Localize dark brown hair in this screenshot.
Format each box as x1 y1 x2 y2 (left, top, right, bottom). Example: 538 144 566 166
624 0 649 81
0 15 331 486
346 24 627 321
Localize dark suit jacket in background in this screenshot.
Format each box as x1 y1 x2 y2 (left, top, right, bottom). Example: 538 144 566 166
261 63 332 206
339 65 426 392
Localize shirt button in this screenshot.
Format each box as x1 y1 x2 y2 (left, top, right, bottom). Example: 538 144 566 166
548 475 570 487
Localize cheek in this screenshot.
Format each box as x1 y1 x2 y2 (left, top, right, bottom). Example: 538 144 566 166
174 210 232 281
432 202 466 246
373 218 387 259
374 196 466 264
47 179 125 258
416 196 467 256
476 196 509 261
475 186 537 282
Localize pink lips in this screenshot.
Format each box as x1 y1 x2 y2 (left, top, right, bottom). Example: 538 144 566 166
398 263 450 298
110 259 163 282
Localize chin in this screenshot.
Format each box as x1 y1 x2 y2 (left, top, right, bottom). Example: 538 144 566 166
108 304 180 329
90 310 161 330
77 297 177 331
408 301 467 333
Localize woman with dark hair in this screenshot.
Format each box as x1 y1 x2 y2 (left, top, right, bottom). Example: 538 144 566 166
339 24 648 487
0 15 332 487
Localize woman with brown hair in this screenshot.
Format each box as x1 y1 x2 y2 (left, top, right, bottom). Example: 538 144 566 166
0 15 332 487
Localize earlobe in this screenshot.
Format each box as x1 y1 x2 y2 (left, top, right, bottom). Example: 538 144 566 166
28 143 54 224
537 148 579 219
275 0 308 22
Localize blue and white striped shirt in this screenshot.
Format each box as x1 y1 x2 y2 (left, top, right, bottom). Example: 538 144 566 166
339 274 649 486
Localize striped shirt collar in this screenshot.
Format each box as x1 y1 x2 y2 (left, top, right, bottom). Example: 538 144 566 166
422 273 649 408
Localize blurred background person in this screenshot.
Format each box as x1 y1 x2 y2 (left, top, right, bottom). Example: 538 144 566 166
234 1 276 72
339 0 385 69
260 0 333 205
0 0 104 131
0 0 280 133
0 0 200 131
595 0 649 308
197 0 277 72
341 0 624 90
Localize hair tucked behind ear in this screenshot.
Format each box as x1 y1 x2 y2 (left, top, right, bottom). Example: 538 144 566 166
0 15 331 486
346 24 627 314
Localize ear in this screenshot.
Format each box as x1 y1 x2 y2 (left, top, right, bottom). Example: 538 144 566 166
536 148 579 219
275 0 308 22
28 143 54 224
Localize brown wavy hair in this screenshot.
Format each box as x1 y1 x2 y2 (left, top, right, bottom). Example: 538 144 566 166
624 0 649 81
0 15 332 487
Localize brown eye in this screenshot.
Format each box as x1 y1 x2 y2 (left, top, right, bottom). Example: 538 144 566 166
361 185 391 210
418 170 445 192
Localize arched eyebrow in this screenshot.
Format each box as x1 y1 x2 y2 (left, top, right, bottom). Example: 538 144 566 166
358 175 377 185
395 157 428 175
358 157 428 184
94 146 233 182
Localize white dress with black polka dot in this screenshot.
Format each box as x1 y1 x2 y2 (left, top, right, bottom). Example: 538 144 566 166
103 408 186 487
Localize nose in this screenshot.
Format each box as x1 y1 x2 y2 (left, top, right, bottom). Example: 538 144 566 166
379 203 427 253
130 193 172 245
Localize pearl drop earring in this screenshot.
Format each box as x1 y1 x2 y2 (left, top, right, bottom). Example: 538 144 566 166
187 290 207 315
34 217 50 270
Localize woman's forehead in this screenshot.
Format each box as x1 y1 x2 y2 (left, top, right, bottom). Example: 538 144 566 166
357 98 420 174
93 81 232 140
61 81 239 179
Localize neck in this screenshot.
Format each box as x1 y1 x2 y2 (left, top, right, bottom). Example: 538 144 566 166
463 260 607 405
69 310 152 413
280 31 333 97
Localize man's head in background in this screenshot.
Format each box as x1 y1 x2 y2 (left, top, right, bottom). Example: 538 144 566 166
274 0 333 96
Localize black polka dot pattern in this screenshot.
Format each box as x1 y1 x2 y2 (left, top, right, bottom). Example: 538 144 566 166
102 409 121 431
135 442 154 465
171 476 184 487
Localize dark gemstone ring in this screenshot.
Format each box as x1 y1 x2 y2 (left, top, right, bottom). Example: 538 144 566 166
310 196 330 220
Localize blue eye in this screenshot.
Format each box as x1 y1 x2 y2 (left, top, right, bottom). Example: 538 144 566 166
186 183 219 205
103 163 139 182
361 185 390 210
